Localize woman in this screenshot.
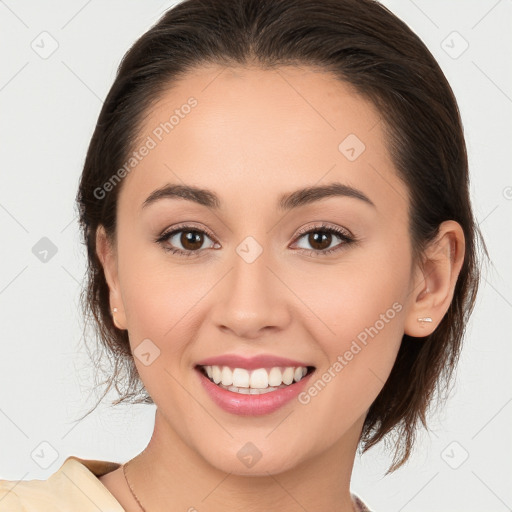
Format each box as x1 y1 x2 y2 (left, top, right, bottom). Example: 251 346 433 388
0 0 485 510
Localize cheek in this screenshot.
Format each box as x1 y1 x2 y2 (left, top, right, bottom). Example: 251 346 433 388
117 244 225 389
120 266 208 353
290 242 408 348
291 247 409 419
116 250 209 413
116 228 194 336
295 301 405 442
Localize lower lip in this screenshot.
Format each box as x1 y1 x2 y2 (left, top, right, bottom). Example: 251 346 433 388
195 367 314 416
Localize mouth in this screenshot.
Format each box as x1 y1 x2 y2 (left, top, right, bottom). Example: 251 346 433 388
195 364 316 395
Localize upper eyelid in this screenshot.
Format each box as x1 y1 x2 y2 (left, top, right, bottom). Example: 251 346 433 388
295 223 353 238
160 222 351 240
161 222 215 238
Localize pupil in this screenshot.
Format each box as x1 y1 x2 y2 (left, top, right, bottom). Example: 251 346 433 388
310 231 331 250
182 231 203 250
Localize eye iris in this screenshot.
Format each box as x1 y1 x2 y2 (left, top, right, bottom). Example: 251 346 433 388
309 231 332 250
181 230 203 250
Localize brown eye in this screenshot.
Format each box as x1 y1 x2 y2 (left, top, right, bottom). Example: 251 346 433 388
156 225 218 256
305 231 334 251
177 230 205 251
292 224 355 256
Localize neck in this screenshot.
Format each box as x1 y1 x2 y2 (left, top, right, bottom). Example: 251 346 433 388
125 409 363 512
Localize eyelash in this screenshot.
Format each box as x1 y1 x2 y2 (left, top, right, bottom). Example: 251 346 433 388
155 222 356 258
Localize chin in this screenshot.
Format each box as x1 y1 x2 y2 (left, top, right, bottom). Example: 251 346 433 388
198 440 307 477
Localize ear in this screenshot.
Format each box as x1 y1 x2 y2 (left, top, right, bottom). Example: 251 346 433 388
96 225 127 330
404 220 465 337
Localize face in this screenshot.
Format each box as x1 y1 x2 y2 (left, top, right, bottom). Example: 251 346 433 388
101 65 420 476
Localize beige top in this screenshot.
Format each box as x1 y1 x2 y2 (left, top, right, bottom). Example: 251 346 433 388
0 456 124 511
0 456 372 511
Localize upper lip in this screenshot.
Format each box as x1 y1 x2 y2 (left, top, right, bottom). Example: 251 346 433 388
195 354 314 370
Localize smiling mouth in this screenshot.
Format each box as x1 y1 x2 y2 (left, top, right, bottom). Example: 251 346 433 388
196 364 316 395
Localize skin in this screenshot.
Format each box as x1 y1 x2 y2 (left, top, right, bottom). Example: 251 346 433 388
96 65 465 511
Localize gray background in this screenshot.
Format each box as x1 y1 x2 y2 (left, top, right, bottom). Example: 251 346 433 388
0 1 511 511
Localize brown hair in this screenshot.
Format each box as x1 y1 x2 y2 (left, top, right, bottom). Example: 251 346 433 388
75 0 487 472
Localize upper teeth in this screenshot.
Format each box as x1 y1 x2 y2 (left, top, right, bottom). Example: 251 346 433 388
202 365 308 389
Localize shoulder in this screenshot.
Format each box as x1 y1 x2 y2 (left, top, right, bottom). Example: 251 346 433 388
0 484 23 512
0 476 50 512
0 456 124 512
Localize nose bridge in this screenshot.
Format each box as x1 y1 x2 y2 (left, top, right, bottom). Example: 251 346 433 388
211 233 291 338
230 234 277 307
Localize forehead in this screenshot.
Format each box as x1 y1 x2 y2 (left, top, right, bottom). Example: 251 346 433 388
119 64 407 216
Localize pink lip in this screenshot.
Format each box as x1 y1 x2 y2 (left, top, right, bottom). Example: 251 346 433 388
195 367 314 416
195 354 312 370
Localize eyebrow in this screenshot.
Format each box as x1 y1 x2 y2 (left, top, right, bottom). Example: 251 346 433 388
142 182 376 211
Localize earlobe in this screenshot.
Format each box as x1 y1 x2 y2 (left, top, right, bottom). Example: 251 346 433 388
96 225 127 330
404 220 465 337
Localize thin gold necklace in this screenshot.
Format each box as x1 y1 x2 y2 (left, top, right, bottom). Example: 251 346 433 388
122 460 147 512
122 458 359 512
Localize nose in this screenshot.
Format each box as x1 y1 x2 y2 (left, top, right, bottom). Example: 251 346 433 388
210 242 292 340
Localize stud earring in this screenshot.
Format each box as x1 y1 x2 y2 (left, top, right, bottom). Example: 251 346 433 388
417 317 432 327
